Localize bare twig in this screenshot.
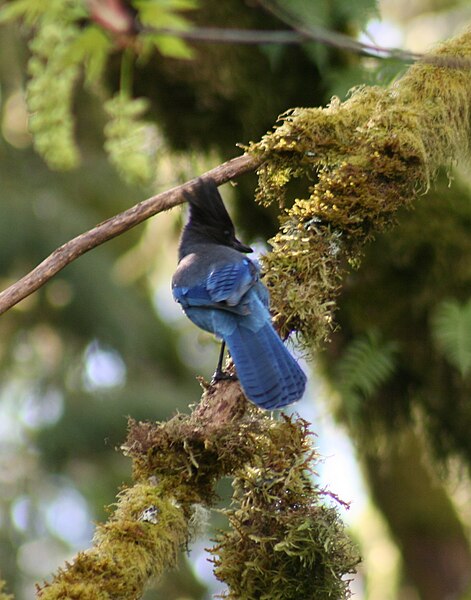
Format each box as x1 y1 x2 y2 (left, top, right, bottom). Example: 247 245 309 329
146 26 309 45
141 25 471 70
148 25 421 63
0 153 261 316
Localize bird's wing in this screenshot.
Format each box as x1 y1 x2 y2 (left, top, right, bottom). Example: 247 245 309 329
206 259 258 306
172 283 212 307
173 259 260 314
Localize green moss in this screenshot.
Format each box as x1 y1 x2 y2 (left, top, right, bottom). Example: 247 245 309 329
123 413 258 506
35 384 358 599
210 415 359 599
37 484 188 600
122 400 359 599
249 28 471 345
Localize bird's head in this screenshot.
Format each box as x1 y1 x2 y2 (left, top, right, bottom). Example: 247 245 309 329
183 178 252 253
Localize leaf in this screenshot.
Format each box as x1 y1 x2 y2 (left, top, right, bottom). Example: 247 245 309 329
0 0 45 25
133 0 198 15
148 33 194 59
133 0 195 29
61 25 113 86
141 8 191 29
134 0 196 59
431 299 471 377
0 0 86 25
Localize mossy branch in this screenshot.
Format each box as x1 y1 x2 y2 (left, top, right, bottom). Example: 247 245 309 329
35 376 247 599
37 484 188 600
33 374 357 600
250 26 471 345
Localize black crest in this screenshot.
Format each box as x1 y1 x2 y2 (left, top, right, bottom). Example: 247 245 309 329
184 178 235 232
179 178 252 255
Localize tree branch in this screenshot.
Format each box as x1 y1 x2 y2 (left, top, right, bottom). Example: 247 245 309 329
0 153 261 316
36 376 250 600
34 371 357 599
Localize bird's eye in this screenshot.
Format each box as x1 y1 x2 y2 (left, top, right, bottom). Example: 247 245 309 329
223 229 231 237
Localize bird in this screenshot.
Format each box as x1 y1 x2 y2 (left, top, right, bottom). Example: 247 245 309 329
171 177 307 409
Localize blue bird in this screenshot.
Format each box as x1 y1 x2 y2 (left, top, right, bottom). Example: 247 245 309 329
172 178 307 409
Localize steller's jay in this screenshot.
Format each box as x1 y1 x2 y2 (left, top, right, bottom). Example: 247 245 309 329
172 178 307 409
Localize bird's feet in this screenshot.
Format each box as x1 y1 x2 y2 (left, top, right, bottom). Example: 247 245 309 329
212 341 238 384
211 367 237 384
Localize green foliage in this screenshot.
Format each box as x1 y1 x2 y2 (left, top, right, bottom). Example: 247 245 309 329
431 298 471 377
135 0 197 18
0 0 197 182
0 0 85 25
144 32 194 59
26 5 83 170
334 331 398 419
135 0 196 59
63 25 114 86
276 0 378 29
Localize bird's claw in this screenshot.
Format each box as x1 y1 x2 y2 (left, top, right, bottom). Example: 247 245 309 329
211 369 237 384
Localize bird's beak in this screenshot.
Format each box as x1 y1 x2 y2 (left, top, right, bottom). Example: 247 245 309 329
233 238 253 253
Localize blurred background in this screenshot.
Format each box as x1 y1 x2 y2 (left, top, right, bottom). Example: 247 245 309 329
1 0 471 598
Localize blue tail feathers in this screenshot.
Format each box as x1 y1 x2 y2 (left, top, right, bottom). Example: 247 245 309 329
225 321 307 409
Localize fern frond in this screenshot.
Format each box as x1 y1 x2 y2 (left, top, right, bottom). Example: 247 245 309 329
335 331 398 400
431 299 471 377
